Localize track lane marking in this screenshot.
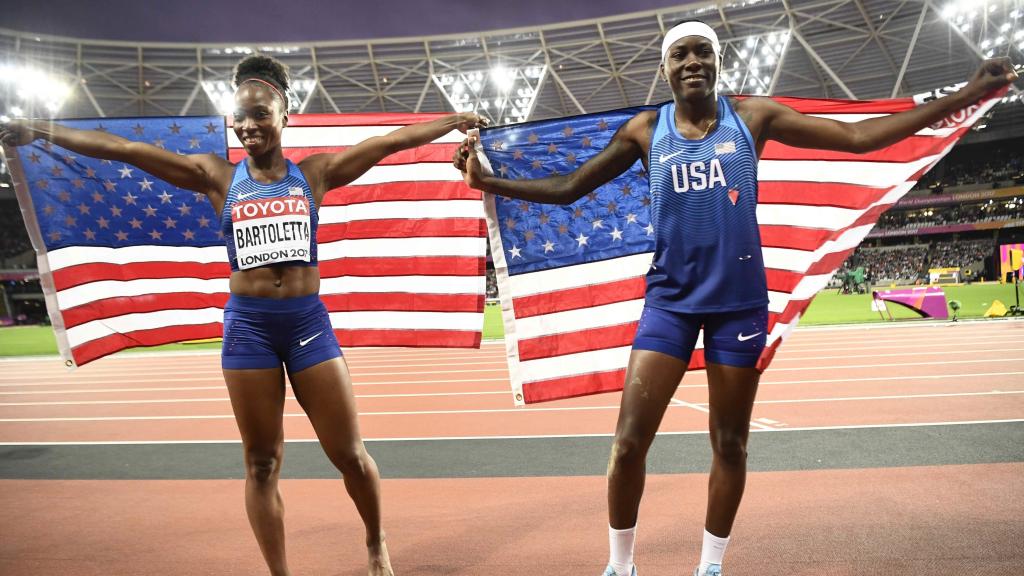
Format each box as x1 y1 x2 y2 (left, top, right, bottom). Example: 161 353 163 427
0 390 511 406
4 390 1020 422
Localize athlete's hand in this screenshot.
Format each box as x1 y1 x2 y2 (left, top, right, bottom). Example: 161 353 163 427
0 119 39 148
454 112 489 134
452 137 471 172
460 135 485 190
962 57 1019 101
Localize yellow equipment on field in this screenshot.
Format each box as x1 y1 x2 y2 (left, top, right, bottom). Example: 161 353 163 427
984 300 1008 318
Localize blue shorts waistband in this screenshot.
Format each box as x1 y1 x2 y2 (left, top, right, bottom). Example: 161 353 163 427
226 293 322 313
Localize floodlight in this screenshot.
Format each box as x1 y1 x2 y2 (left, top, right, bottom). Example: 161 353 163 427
0 64 71 116
433 63 546 125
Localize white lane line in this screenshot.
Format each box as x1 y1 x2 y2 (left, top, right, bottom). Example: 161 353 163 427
670 397 772 431
0 350 218 363
0 340 509 363
4 386 1019 410
0 386 227 395
0 349 508 367
775 341 1014 354
0 377 513 395
6 344 1018 380
0 320 1012 366
0 368 511 388
9 388 1017 422
0 376 513 391
0 378 237 388
767 358 1022 372
752 390 1024 405
4 357 1021 389
773 348 1024 362
1 418 1021 445
700 371 1024 388
3 371 1021 397
777 335 1011 349
0 334 1005 369
0 390 510 406
0 404 622 422
0 338 1012 379
0 359 511 379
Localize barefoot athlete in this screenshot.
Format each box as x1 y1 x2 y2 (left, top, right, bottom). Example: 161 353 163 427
455 20 1017 576
2 54 487 576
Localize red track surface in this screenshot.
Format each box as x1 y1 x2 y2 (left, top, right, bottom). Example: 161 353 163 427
1 320 1022 574
1 320 1020 443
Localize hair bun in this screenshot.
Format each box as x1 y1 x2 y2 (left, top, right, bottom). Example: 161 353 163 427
233 54 290 94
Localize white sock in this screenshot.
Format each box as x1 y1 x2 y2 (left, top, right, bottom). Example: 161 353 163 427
608 525 636 576
699 528 730 574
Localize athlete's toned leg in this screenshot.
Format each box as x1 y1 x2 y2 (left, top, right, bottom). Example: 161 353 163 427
224 367 290 576
289 357 392 576
704 362 760 536
607 349 689 528
693 305 767 575
603 307 700 575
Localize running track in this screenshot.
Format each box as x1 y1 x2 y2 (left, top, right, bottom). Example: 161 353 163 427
1 320 1022 575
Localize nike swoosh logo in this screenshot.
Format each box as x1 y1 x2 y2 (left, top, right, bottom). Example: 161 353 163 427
737 332 762 342
299 331 323 346
658 150 687 163
237 191 258 200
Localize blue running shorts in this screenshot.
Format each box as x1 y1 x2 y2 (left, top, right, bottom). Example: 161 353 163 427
632 305 769 368
221 293 342 373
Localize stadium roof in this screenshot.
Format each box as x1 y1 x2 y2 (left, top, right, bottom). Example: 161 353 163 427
2 0 691 44
1 0 1021 137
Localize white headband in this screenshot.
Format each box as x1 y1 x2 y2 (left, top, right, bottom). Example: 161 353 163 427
661 21 721 61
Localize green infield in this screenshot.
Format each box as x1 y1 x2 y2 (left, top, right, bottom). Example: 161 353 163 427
0 326 61 357
0 309 508 357
800 282 1018 325
0 327 222 358
483 301 504 340
1 283 1017 357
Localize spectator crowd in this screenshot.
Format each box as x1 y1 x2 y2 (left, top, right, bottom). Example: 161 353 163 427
876 200 1024 232
838 239 994 284
914 137 1024 191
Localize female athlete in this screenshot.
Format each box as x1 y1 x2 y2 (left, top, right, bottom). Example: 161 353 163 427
455 20 1016 576
2 54 487 576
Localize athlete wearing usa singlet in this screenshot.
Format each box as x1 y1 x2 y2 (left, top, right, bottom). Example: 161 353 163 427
219 160 342 372
455 17 1013 576
633 96 768 368
1 50 489 576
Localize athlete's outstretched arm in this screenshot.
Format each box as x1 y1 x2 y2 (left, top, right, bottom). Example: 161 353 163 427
0 119 229 196
301 112 488 195
455 113 648 205
748 57 1018 153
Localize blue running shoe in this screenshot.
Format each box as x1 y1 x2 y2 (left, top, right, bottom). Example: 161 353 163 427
603 565 637 576
693 564 722 576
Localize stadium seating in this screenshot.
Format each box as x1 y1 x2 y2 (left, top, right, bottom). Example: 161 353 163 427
841 239 995 285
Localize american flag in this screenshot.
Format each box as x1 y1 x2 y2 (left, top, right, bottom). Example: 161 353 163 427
480 87 1006 405
6 114 485 367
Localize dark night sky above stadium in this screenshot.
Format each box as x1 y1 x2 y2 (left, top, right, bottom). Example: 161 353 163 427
6 0 690 43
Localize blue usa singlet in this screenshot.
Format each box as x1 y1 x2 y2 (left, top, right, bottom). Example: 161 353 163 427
645 95 769 313
221 160 319 272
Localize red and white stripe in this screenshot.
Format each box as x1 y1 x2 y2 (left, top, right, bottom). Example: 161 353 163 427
487 91 1004 405
43 114 484 366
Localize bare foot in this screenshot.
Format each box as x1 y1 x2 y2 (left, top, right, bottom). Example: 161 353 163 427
368 537 393 576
